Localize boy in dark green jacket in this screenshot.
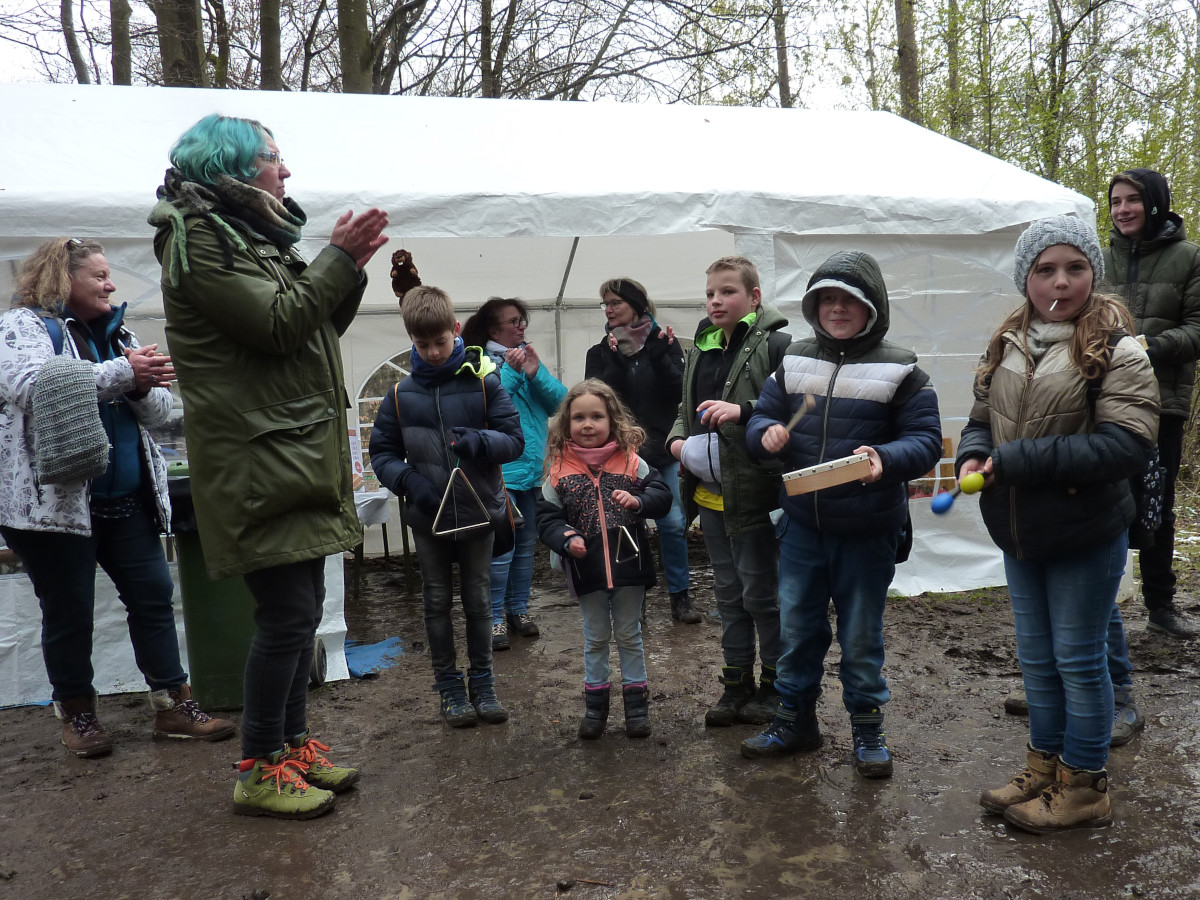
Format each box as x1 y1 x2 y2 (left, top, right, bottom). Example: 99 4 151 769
666 256 791 727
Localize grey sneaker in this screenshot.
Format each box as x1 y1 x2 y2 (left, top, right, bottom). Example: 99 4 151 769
491 620 511 651
1110 689 1145 747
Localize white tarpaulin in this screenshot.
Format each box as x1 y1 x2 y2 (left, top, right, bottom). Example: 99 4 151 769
0 555 348 709
0 84 1098 700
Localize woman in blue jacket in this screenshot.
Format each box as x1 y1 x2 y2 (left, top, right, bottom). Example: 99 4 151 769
462 298 567 649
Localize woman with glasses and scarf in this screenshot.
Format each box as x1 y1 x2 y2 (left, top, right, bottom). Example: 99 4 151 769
462 298 567 650
0 238 235 759
149 114 388 820
585 279 695 623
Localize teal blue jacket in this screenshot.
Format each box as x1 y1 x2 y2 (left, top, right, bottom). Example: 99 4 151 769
486 345 567 490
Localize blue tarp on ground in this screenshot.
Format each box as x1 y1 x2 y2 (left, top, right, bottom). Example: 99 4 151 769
344 637 404 677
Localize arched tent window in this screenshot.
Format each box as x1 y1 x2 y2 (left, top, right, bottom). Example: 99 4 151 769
355 352 411 484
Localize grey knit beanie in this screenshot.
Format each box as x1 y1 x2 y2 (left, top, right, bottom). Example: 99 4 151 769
1012 215 1104 295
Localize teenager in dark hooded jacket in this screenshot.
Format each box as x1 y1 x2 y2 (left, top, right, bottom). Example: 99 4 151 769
1102 168 1200 642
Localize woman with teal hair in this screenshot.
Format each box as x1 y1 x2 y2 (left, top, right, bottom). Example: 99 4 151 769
149 114 388 820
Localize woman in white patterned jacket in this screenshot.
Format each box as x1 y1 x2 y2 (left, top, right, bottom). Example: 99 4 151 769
0 238 233 758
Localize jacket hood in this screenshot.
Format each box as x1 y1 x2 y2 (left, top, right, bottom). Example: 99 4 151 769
801 250 889 352
690 304 788 344
1109 168 1174 242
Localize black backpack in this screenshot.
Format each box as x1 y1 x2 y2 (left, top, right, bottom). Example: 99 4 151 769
1087 334 1164 550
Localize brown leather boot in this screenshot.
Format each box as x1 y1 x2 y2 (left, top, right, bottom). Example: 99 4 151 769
1003 760 1113 834
55 694 113 758
151 684 236 742
979 744 1057 814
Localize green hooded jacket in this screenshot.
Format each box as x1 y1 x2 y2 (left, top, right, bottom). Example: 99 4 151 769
667 305 791 536
153 215 366 578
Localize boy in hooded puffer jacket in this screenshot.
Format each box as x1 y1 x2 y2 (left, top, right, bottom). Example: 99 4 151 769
740 251 942 778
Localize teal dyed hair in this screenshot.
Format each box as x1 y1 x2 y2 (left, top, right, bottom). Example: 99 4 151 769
169 114 273 185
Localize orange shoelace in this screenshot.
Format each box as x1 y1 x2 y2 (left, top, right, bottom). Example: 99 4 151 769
258 757 311 794
289 737 333 770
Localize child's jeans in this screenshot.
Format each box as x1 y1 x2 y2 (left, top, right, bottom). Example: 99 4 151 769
697 505 781 671
1004 532 1126 772
489 487 539 623
578 585 648 687
413 530 494 681
774 514 894 713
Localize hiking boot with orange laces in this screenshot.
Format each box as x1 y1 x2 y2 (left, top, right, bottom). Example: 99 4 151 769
284 731 360 793
231 749 336 819
151 684 236 742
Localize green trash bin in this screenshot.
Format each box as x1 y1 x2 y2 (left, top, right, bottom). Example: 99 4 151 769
168 463 255 711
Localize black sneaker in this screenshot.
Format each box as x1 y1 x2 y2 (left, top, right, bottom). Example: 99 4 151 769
1147 606 1199 639
506 612 540 638
741 701 821 758
468 677 509 724
850 710 893 778
435 679 478 728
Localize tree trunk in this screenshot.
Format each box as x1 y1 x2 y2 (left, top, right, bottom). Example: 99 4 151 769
894 0 920 124
261 0 282 89
110 0 131 84
773 0 792 107
480 0 497 98
338 0 373 93
60 0 92 84
208 0 230 87
148 0 209 87
944 0 961 138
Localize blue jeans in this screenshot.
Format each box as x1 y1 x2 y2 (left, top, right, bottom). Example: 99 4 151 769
241 557 326 759
2 508 185 704
1106 600 1133 691
1004 532 1127 771
578 585 648 686
490 488 539 622
697 505 780 670
652 463 691 595
414 530 494 683
774 515 895 712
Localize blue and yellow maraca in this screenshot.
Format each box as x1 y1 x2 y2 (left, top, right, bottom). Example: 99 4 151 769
931 471 985 514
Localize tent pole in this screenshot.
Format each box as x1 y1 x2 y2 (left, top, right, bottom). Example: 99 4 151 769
553 237 580 383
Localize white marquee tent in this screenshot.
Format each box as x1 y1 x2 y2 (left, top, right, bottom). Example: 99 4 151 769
0 84 1099 705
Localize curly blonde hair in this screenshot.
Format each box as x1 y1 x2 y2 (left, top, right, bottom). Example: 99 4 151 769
545 379 645 473
975 288 1136 387
14 238 104 313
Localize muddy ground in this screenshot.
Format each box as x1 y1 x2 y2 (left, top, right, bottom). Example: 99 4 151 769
2 524 1199 900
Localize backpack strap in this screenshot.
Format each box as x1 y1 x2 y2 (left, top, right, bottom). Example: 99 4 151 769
38 315 65 356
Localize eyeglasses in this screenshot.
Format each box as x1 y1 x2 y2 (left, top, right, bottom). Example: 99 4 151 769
65 238 83 249
257 150 284 166
500 316 527 329
600 300 627 311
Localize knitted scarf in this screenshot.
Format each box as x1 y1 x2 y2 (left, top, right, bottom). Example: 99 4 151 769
147 167 307 287
608 315 655 357
566 440 621 471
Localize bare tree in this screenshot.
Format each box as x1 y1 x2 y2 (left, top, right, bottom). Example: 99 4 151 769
894 0 920 122
147 0 210 86
60 0 92 82
261 0 282 88
111 0 131 83
339 0 372 91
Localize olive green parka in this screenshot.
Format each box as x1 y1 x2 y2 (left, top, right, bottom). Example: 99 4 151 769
154 216 365 578
667 305 791 536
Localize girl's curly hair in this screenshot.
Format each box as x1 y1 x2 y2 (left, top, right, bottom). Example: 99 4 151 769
975 288 1136 388
545 379 645 474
